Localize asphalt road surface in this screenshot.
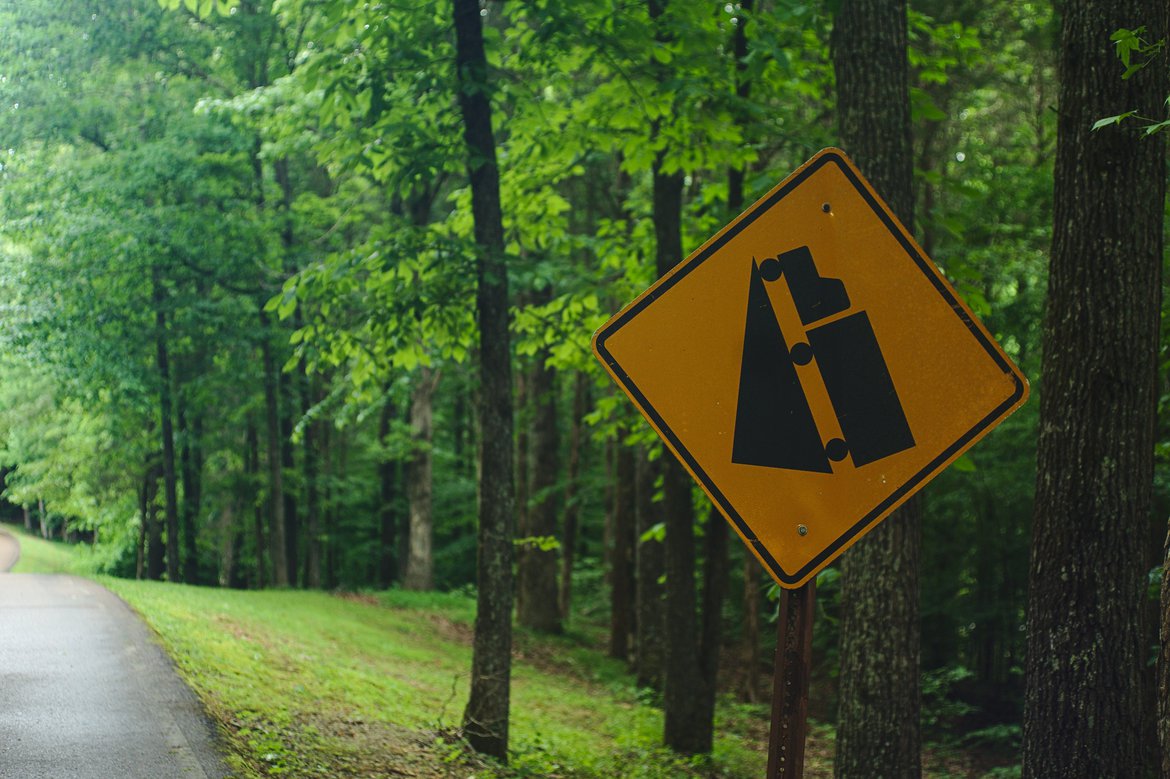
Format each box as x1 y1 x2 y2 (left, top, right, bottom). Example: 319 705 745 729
0 536 230 778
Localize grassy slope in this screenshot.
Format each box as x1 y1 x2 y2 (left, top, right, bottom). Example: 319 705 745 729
6 526 1010 778
6 526 771 778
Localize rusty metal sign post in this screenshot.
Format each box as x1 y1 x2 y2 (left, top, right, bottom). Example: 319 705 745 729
767 582 816 778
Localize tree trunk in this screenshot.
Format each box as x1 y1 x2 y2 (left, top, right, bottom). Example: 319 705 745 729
145 463 165 581
559 375 588 623
610 435 637 661
404 368 439 591
831 1 921 776
518 349 562 633
1023 0 1166 774
280 370 299 586
303 376 322 589
260 308 289 588
218 504 236 588
646 1 707 751
454 0 516 761
246 417 268 589
1161 519 1170 778
515 368 530 614
635 451 665 689
22 504 30 532
178 398 203 585
379 393 399 588
153 269 181 584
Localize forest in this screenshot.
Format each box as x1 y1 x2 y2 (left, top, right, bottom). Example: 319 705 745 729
0 0 1166 776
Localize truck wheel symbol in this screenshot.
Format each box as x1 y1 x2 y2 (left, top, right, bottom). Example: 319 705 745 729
731 246 915 473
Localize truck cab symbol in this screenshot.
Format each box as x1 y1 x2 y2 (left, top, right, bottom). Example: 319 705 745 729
732 245 915 473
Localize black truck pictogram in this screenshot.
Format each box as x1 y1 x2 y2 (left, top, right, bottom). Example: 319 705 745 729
732 245 915 473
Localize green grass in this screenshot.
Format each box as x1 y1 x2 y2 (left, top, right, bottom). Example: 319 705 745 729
6 524 98 575
2 525 767 777
2 525 1021 778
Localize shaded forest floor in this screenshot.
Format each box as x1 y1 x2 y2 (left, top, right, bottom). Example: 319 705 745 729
6 524 1018 778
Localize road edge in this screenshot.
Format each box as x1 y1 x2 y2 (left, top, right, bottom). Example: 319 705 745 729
0 530 20 572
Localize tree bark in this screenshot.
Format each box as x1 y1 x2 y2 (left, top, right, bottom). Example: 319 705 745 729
178 398 203 585
145 462 165 581
454 0 516 761
517 349 562 633
831 1 921 776
379 393 399 588
153 268 182 584
303 375 322 589
280 370 298 586
1161 519 1170 779
559 375 588 624
1023 0 1167 774
404 368 439 591
610 435 637 661
246 417 268 589
260 308 289 588
635 452 665 689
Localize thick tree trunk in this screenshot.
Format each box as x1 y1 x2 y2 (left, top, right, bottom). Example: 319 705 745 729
831 1 921 776
404 368 439 591
1023 0 1167 774
1161 520 1170 779
610 436 637 661
260 309 289 588
518 350 562 633
634 452 665 689
454 0 516 760
153 270 182 584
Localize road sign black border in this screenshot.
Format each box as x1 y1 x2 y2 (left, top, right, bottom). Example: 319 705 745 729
593 150 1027 587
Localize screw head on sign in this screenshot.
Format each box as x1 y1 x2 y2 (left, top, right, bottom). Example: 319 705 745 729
798 524 808 536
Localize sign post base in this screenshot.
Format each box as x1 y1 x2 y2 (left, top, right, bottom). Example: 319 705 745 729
767 581 816 778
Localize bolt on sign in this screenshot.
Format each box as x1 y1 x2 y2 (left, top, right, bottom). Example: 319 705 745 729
592 148 1028 589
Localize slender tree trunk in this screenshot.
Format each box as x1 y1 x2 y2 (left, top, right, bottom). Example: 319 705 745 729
260 309 289 587
303 376 322 589
218 504 235 588
832 1 921 775
559 375 588 623
153 269 181 584
280 371 299 586
647 0 707 751
404 368 439 591
145 463 165 581
514 369 530 616
635 452 665 689
610 436 637 661
727 1 761 704
246 417 268 589
379 393 399 587
178 399 203 585
22 504 30 532
136 481 147 580
1023 0 1167 774
454 0 516 760
518 349 562 633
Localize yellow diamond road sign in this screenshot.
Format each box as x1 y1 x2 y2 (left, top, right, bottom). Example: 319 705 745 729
592 148 1029 589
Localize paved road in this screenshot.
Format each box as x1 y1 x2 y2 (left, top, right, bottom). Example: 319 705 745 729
0 560 231 777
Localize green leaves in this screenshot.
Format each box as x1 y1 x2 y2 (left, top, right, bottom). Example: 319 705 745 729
1110 26 1164 80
